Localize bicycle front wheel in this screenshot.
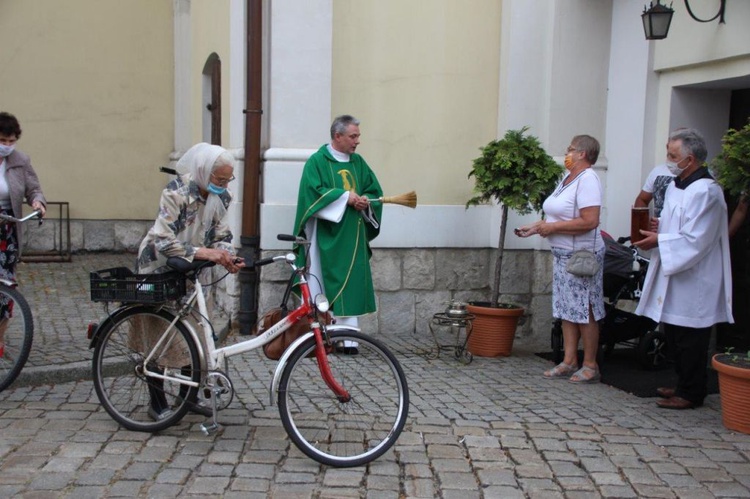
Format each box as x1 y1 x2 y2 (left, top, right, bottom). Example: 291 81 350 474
0 285 34 392
278 330 409 467
91 306 201 432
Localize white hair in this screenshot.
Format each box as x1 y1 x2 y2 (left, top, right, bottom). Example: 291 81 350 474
175 143 233 229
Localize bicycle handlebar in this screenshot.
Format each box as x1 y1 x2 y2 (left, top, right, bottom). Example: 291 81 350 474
0 209 43 225
251 234 311 270
160 166 178 175
166 257 217 273
277 233 311 245
253 257 277 267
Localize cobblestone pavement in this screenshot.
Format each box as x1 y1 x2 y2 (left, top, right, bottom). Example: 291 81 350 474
1 254 750 498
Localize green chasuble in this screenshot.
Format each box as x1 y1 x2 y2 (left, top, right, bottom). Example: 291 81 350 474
293 145 383 316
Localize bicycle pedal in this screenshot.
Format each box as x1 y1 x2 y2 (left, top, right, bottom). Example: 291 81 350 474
200 422 222 436
204 371 234 410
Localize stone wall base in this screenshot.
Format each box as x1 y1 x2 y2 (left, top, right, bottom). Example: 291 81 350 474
24 219 153 254
258 248 554 344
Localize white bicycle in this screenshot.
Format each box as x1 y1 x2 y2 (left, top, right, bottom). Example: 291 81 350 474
89 234 409 467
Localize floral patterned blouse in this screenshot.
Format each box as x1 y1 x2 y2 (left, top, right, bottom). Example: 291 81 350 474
137 174 234 274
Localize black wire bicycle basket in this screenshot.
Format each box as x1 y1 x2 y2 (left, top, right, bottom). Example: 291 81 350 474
90 267 187 303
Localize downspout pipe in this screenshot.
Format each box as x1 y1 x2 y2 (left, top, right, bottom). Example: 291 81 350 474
238 0 263 334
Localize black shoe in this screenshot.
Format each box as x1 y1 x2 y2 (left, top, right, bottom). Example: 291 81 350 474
334 341 358 355
148 406 174 421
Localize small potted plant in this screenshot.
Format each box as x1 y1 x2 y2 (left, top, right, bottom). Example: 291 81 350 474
712 349 750 434
465 127 562 356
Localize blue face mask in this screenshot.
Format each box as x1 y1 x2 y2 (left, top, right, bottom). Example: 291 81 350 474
207 183 227 195
0 144 15 157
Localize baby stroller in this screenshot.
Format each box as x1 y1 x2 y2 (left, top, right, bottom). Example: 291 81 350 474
550 231 667 370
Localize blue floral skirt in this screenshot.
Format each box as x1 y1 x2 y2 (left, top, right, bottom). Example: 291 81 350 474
551 246 606 324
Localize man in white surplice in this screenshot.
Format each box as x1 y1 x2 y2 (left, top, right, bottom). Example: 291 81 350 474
635 128 733 410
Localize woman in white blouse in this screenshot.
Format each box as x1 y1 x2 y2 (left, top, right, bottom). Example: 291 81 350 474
516 135 605 383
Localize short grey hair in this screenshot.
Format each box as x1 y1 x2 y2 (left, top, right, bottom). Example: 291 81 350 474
669 128 707 163
330 115 360 139
571 135 600 164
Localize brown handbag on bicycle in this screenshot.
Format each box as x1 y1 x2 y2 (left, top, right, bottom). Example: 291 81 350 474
254 307 333 360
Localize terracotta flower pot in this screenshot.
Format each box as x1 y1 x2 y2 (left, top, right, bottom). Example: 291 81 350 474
712 353 750 434
466 302 524 357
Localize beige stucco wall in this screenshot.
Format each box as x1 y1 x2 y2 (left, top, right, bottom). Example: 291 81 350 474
331 0 502 206
0 0 174 220
653 1 750 72
190 0 233 147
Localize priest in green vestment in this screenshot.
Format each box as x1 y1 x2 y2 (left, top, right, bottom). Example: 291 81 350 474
293 115 383 332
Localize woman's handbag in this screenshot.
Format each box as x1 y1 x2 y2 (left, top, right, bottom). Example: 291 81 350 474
566 249 599 276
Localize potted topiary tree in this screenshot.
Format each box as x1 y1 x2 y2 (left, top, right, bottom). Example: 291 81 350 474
465 126 562 356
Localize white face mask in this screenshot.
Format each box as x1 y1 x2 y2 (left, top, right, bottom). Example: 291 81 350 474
0 144 15 157
665 156 689 176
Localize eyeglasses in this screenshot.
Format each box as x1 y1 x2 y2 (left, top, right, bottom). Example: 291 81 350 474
566 146 580 154
211 173 235 186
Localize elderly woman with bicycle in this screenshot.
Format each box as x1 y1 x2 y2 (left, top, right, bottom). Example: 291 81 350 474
91 141 409 462
135 142 244 420
0 112 46 358
137 143 243 274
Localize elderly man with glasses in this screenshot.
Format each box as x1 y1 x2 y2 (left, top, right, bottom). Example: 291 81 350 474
292 115 383 354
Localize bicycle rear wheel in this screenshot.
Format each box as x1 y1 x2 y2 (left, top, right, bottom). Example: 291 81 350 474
91 306 201 432
278 330 409 467
0 285 33 392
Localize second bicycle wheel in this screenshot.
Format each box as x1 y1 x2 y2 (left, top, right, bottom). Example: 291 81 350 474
0 285 34 392
91 306 201 432
278 330 409 467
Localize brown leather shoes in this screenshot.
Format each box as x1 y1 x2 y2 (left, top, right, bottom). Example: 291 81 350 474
656 387 676 398
656 396 696 409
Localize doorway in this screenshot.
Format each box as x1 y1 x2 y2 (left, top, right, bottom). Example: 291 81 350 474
719 88 750 352
202 53 222 145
